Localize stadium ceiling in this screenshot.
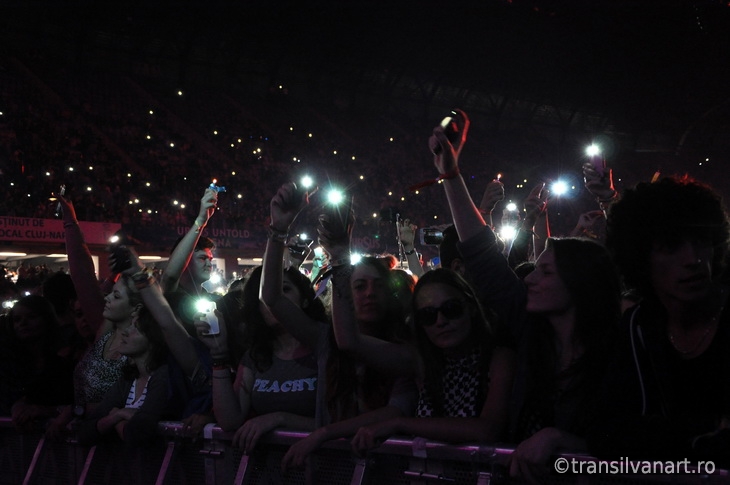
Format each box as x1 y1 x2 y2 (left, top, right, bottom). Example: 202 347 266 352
3 0 730 159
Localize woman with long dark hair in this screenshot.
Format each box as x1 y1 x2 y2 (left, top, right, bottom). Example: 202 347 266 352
198 237 329 454
508 237 621 481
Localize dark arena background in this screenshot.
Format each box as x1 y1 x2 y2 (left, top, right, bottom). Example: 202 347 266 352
1 1 730 484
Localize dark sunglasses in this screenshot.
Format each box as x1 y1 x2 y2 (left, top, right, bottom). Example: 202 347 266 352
415 299 465 327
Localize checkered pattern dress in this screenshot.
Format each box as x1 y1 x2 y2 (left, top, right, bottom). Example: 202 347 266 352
416 349 483 418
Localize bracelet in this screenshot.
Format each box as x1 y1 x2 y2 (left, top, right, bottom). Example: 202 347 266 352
438 167 461 181
193 220 207 233
268 225 289 243
63 221 79 228
407 167 461 191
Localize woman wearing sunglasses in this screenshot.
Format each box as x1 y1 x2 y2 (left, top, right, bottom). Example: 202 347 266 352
340 267 515 453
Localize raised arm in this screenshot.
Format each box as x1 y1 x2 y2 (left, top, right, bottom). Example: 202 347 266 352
119 248 201 380
479 178 505 229
429 110 488 243
318 204 417 376
260 182 323 349
509 183 548 267
582 161 619 216
57 194 107 338
397 219 424 277
194 311 247 431
162 187 217 293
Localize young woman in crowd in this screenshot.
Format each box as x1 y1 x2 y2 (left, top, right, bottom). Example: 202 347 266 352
277 172 514 460
77 306 170 446
508 237 621 482
42 195 138 438
342 266 515 454
197 263 328 453
235 182 412 468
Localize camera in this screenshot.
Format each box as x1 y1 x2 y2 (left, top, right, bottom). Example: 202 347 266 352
420 227 445 246
432 110 462 155
195 299 219 335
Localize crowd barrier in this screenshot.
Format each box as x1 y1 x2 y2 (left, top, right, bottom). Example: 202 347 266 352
1 417 727 485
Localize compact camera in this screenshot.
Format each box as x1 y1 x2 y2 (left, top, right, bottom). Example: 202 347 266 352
431 110 462 155
420 227 445 246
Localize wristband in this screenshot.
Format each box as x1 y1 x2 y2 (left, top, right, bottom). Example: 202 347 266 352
193 220 206 233
407 167 461 192
212 356 231 368
268 225 289 243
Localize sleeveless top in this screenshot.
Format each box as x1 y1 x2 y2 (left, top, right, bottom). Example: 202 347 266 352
417 349 484 418
73 331 128 405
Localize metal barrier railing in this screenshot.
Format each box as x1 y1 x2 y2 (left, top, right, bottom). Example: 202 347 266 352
1 417 727 485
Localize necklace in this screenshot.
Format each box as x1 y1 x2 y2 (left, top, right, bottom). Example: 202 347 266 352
668 313 720 356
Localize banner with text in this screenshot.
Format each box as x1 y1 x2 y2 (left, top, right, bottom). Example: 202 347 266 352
0 217 121 246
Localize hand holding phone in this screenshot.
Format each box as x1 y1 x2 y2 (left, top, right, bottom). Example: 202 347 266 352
54 185 66 218
196 300 219 335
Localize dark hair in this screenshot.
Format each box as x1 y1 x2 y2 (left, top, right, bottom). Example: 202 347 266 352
215 279 246 365
522 238 621 435
326 257 405 421
606 176 730 296
116 274 145 311
241 266 327 373
438 225 461 270
411 268 494 417
122 306 169 380
170 235 216 254
548 238 620 369
41 272 77 317
195 237 216 252
8 295 60 353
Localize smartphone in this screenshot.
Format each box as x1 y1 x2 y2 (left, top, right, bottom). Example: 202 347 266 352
195 300 219 335
591 155 606 178
54 185 66 218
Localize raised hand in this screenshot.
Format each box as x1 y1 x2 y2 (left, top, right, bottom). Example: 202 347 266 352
480 179 506 215
317 198 355 261
430 109 470 175
270 182 310 232
582 161 616 202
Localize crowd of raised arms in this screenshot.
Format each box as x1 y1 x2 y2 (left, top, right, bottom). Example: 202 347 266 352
2 110 729 484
